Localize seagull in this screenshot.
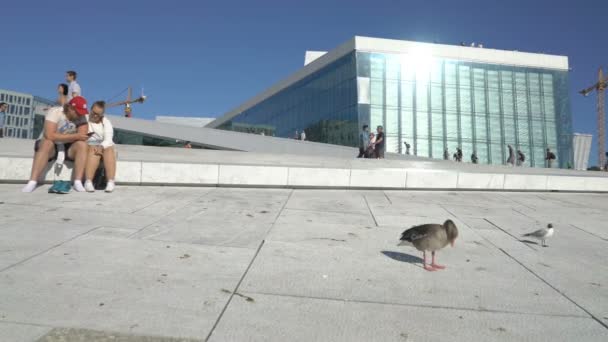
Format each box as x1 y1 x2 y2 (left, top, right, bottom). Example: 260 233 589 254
522 224 554 247
399 220 459 271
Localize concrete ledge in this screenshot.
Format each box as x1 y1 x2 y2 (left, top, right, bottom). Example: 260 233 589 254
288 167 350 187
405 169 458 189
504 174 548 191
2 153 608 192
142 162 218 185
457 172 505 190
350 168 406 188
218 165 288 186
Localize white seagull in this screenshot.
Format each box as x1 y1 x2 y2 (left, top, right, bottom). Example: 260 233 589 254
522 224 554 247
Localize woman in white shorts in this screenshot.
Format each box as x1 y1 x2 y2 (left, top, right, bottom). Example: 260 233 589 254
84 101 116 192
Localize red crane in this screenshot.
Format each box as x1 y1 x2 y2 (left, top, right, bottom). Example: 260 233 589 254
579 67 608 168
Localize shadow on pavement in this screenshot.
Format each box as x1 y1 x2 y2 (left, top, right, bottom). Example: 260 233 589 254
381 251 424 266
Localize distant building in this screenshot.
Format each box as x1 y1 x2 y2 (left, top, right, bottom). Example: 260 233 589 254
572 133 592 170
155 116 216 128
209 36 574 168
0 89 54 139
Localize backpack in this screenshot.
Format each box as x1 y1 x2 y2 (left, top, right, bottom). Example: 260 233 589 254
93 166 107 190
549 152 556 160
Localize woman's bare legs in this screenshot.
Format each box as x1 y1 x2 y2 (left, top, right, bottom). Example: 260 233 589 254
85 146 102 182
102 146 116 181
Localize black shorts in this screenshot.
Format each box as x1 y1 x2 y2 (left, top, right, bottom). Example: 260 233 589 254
34 140 74 162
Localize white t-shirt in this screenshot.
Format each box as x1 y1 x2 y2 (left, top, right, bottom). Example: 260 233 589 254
86 116 114 148
41 106 87 139
68 81 82 101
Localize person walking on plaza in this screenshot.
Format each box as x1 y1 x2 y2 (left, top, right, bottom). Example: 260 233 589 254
0 102 7 138
545 148 556 168
300 130 306 141
444 148 449 161
22 96 90 193
357 125 369 158
375 126 385 159
404 141 411 155
517 149 525 167
471 151 478 164
366 132 376 158
66 70 82 101
456 147 463 162
507 145 515 166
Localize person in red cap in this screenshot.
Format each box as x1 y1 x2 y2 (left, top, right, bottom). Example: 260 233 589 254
22 96 91 192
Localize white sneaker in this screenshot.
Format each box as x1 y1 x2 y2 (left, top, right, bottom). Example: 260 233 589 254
105 181 115 193
84 180 95 192
22 180 38 193
73 180 86 192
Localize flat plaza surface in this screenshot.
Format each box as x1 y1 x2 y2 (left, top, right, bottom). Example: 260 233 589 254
0 185 607 341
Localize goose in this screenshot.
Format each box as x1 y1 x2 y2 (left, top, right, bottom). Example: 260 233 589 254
399 219 459 271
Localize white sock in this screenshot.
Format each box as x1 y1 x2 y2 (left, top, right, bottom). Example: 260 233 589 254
73 180 86 192
22 180 38 193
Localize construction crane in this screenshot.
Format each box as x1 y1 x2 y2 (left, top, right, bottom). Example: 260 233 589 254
106 87 146 118
579 67 608 168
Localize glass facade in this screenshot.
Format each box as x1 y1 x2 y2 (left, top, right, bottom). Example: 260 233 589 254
217 52 359 146
356 52 572 168
215 48 572 168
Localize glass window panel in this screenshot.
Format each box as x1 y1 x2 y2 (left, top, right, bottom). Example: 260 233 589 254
386 80 398 107
475 116 487 141
416 139 429 157
431 111 443 140
445 87 457 112
518 121 530 146
386 134 399 153
446 113 458 139
489 116 502 143
487 71 499 89
431 60 443 84
531 120 544 144
543 96 555 120
530 93 542 118
502 91 514 116
401 58 415 81
490 144 503 165
385 55 400 80
461 115 473 140
401 110 414 138
416 82 428 110
475 143 488 164
515 92 528 117
503 116 517 144
533 147 545 168
473 68 485 88
432 138 444 159
542 74 554 94
501 71 513 89
461 141 473 161
416 110 429 138
545 121 557 146
515 72 527 90
401 82 414 108
474 88 486 114
386 108 398 135
371 79 384 106
370 54 384 79
431 85 443 111
488 90 500 114
459 88 471 113
528 73 540 93
445 63 457 85
459 65 470 87
371 106 383 130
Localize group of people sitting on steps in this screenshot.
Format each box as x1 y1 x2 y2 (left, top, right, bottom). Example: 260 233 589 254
22 71 116 193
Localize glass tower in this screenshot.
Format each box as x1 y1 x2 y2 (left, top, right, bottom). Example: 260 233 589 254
213 38 572 168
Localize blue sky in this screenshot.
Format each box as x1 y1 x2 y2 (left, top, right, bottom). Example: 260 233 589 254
2 0 607 163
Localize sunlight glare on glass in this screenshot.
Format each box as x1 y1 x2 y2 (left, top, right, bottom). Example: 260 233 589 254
401 47 434 85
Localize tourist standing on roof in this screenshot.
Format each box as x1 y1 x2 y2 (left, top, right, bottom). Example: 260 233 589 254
66 70 81 101
0 102 7 138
